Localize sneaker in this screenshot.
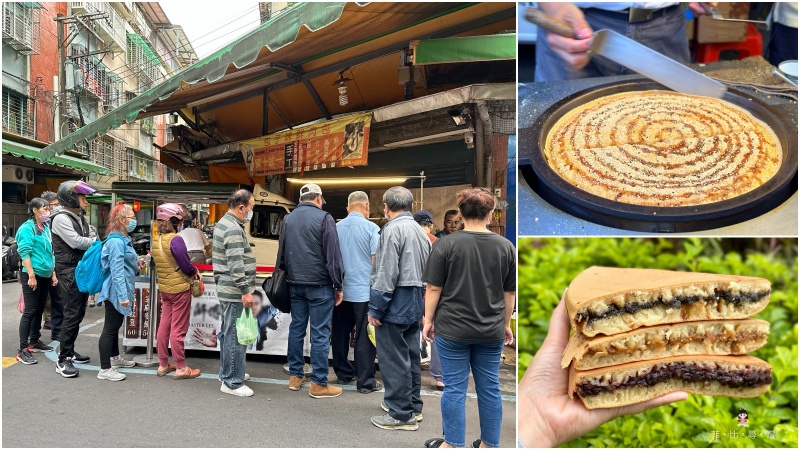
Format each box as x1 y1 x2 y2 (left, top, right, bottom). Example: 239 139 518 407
28 340 53 352
110 357 136 369
382 401 423 422
16 348 37 365
309 382 343 398
358 380 383 394
43 320 53 330
72 352 90 364
288 375 307 391
97 368 126 381
88 296 96 307
370 413 418 431
220 383 254 397
56 358 79 378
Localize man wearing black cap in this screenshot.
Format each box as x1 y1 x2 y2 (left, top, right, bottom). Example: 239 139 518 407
413 210 437 245
281 183 345 398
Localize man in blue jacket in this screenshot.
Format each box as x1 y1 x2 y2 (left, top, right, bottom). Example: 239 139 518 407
368 186 431 431
282 183 345 398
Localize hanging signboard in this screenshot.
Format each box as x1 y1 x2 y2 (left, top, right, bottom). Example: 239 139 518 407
241 112 371 176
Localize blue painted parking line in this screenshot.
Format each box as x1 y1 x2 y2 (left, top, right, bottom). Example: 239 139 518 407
43 319 516 402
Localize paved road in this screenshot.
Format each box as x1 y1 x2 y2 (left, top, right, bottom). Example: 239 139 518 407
2 281 517 448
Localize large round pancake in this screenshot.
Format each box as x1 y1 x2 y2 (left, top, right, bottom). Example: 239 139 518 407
544 91 782 207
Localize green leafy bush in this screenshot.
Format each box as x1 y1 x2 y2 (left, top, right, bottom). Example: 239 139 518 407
518 238 798 448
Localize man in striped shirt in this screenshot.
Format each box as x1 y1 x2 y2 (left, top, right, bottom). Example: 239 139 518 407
213 189 257 397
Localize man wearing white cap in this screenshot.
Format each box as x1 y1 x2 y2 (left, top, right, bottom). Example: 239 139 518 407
281 183 345 398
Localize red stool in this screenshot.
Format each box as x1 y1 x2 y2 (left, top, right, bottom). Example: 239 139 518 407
695 23 763 63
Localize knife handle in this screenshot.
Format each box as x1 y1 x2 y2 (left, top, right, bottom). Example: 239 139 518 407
524 7 577 39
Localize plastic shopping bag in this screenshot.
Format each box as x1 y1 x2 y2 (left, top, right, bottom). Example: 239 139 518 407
236 307 258 345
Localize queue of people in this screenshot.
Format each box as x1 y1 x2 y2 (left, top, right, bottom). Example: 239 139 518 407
15 180 515 447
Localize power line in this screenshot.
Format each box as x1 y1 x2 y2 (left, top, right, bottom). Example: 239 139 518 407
50 3 261 89
97 16 263 89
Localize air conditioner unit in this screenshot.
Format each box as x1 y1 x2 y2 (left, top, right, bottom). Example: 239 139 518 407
2 165 35 185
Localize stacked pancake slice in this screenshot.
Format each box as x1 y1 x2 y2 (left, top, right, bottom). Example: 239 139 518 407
562 267 773 409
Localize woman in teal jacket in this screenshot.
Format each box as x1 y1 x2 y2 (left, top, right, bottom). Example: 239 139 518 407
16 198 57 365
95 202 138 381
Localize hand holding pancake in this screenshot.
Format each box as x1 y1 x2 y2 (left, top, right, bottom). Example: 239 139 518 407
518 292 687 447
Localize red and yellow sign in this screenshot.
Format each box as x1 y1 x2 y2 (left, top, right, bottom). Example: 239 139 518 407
242 113 371 176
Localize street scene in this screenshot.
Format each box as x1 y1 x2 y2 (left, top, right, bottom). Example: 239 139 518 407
2 2 517 448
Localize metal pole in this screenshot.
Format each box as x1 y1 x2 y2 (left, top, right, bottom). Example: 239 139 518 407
419 171 425 211
134 202 158 367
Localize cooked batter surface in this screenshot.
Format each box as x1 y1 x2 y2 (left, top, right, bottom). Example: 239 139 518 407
544 91 782 207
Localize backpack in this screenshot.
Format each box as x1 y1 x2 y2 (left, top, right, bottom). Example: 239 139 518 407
75 235 124 295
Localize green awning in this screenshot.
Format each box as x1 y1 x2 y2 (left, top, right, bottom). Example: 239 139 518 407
413 34 517 65
3 139 110 175
40 2 363 161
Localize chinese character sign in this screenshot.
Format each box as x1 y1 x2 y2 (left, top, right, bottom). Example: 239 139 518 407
242 112 372 176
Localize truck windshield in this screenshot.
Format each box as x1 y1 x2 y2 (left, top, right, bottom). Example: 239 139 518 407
249 205 287 239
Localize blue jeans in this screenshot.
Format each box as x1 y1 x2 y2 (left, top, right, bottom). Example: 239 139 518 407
535 5 689 81
218 301 247 389
436 336 504 448
288 284 334 385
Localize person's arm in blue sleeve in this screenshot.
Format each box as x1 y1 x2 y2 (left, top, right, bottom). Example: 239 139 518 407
321 214 344 291
106 238 130 303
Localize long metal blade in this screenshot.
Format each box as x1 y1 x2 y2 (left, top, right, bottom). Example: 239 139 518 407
591 29 727 98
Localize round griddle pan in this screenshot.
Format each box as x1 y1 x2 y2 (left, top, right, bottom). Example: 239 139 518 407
526 81 798 232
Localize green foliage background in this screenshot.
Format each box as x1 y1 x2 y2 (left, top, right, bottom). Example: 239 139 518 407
518 238 798 448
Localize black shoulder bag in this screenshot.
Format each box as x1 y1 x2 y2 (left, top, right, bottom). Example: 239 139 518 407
262 227 290 313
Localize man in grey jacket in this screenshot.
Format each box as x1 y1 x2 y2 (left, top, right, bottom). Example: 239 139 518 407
368 186 431 431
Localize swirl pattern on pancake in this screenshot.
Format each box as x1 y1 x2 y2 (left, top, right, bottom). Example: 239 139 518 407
544 91 782 207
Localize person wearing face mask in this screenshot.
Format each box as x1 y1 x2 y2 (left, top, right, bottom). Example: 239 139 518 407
152 203 201 379
15 198 57 365
281 183 345 398
95 202 139 381
51 180 98 378
39 191 61 334
213 189 257 397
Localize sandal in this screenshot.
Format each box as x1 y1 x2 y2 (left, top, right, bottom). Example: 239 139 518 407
156 364 176 377
173 367 201 379
424 438 445 448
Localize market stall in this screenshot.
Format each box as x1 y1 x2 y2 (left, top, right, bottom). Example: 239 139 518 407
123 275 306 356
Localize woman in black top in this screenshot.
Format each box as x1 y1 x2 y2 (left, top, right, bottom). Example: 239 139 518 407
422 188 516 449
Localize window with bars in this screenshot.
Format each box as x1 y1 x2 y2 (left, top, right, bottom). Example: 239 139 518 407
69 45 125 109
2 2 41 55
126 33 160 84
2 89 33 138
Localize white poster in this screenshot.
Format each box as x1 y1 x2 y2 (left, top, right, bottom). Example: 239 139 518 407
123 277 310 356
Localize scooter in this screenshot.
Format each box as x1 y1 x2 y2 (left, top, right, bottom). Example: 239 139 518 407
2 226 19 280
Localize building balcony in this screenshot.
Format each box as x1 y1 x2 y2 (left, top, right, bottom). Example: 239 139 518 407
2 2 41 55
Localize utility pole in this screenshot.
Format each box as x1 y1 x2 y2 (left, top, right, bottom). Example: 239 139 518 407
56 13 65 140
